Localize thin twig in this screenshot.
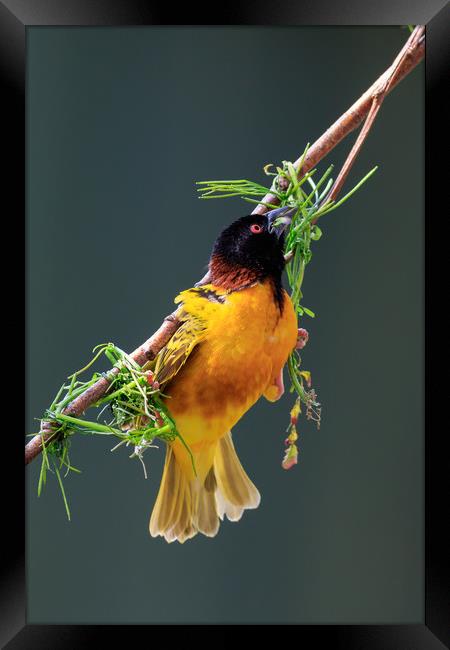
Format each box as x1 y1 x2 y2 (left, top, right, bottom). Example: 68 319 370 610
251 25 424 216
25 27 425 465
319 25 425 208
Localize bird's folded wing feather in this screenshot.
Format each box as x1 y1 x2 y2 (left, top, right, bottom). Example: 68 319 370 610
154 284 227 387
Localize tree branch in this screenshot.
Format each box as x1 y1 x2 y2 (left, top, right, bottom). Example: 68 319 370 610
251 25 425 215
25 27 425 465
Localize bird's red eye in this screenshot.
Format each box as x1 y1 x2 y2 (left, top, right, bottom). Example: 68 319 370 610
250 224 262 234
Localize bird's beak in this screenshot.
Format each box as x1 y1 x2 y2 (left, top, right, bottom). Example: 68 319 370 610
266 205 296 238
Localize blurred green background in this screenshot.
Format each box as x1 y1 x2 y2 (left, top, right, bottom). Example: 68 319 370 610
26 26 423 624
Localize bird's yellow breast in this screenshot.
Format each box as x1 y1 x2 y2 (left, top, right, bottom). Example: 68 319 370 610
163 280 298 455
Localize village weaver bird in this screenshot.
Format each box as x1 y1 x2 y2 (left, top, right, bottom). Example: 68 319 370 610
150 206 299 543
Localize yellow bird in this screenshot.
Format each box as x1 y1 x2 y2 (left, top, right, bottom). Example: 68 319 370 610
150 207 298 543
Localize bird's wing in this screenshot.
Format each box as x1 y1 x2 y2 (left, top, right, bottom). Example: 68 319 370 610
154 284 227 387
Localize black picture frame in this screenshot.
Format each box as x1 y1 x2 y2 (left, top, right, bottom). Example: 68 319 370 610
3 1 448 647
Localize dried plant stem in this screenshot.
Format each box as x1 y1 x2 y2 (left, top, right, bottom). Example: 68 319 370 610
25 26 424 466
251 25 425 216
320 25 425 208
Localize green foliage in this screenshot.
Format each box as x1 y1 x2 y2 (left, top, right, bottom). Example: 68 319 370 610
35 343 195 519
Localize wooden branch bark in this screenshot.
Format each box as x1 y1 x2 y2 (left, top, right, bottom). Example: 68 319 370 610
25 27 425 465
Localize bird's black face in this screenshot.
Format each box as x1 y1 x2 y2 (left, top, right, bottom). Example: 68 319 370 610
211 211 289 281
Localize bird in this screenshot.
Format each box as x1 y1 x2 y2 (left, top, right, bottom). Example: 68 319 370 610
149 206 299 543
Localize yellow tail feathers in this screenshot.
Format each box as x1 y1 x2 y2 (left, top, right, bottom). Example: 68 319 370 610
149 432 261 543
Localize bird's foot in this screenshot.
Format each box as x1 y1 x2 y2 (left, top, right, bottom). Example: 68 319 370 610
264 368 285 402
296 327 309 350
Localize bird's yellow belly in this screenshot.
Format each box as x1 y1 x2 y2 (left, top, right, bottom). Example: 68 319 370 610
163 283 297 454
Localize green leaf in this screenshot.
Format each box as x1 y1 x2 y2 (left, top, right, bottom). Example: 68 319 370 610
310 225 322 241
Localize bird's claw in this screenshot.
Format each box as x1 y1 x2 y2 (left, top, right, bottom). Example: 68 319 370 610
296 328 309 350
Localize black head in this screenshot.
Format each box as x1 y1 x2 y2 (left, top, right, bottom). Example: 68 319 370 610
211 210 291 283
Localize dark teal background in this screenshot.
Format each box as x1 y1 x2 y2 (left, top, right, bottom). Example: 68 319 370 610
26 26 423 624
